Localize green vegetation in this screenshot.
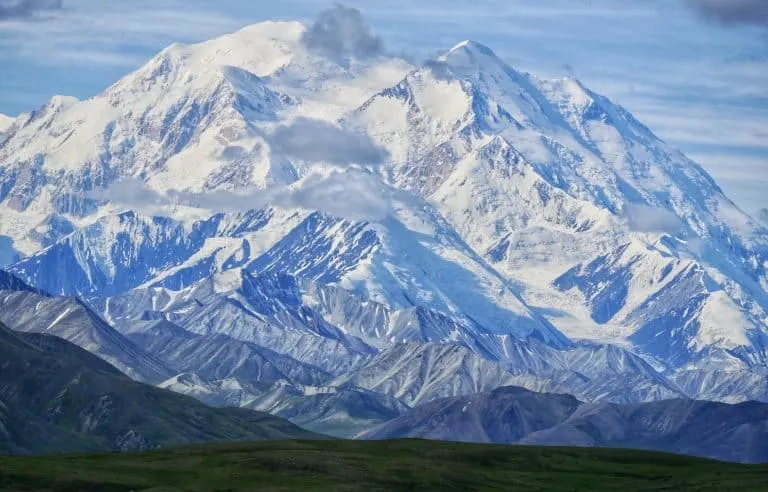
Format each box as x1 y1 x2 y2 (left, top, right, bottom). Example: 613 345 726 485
1 439 767 491
0 325 319 455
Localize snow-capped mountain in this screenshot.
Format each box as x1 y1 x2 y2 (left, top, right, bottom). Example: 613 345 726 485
0 21 408 255
556 238 768 369
350 39 768 365
17 205 568 349
1 19 767 414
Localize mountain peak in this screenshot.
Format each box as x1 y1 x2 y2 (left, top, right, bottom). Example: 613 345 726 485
445 40 498 58
437 39 507 73
436 40 512 73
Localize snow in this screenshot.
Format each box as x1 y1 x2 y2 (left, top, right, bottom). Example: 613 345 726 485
0 114 13 133
694 291 752 350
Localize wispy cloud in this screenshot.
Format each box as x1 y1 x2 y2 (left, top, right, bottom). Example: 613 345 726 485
625 204 683 235
88 171 393 222
0 2 242 67
269 118 389 166
0 0 61 20
687 0 768 27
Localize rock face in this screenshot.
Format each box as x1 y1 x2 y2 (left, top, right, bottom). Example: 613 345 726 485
362 386 768 464
0 18 767 433
0 321 318 455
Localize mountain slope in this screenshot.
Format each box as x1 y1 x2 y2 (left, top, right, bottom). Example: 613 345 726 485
0 278 173 384
363 386 768 463
351 40 768 362
124 320 331 386
333 342 683 406
91 270 375 376
361 386 581 442
0 321 318 454
555 238 768 368
522 398 768 464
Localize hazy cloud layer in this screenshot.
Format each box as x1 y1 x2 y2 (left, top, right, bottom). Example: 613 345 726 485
272 171 391 221
423 59 454 81
88 171 392 222
688 0 768 27
301 4 384 59
86 177 166 207
0 0 62 19
625 204 683 235
269 118 389 166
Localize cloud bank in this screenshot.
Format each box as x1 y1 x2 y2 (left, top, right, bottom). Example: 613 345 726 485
301 5 384 60
687 0 768 27
0 0 62 19
269 118 389 166
88 171 392 222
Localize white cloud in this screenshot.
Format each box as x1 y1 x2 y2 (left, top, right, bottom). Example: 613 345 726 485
269 118 389 167
0 0 61 20
625 204 683 235
88 170 393 222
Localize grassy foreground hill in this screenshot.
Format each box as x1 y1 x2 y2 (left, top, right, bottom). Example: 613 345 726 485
2 439 768 491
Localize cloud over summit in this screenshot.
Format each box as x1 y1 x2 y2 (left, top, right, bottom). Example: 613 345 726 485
301 5 385 60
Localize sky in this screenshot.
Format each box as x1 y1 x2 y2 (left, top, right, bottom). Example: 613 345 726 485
0 0 766 216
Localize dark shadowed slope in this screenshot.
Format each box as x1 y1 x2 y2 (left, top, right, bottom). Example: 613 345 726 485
0 321 319 455
362 386 768 463
0 273 174 384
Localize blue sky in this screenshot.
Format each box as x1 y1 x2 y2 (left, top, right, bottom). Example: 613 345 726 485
1 0 766 216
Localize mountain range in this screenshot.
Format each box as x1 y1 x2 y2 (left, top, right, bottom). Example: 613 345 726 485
1 19 767 455
0 319 316 454
362 385 768 464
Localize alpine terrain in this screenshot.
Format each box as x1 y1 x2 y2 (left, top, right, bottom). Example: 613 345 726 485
1 14 767 449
